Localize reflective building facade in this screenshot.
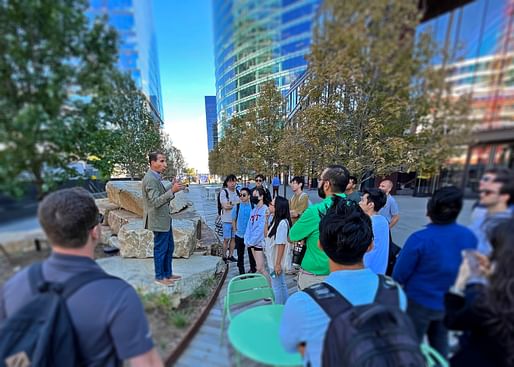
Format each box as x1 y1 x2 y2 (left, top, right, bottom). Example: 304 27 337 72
205 96 218 151
213 0 321 136
88 0 164 124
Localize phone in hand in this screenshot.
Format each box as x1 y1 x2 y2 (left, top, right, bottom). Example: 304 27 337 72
463 249 480 276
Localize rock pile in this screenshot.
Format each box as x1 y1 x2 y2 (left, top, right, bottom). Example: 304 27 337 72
101 181 201 259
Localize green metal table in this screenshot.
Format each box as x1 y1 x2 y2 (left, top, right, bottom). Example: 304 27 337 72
228 304 303 367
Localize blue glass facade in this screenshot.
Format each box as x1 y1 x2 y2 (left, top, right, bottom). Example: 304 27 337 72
88 0 163 124
212 0 321 137
205 96 218 151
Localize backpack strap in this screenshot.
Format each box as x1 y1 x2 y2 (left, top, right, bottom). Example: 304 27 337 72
28 262 120 299
374 274 400 307
236 203 240 219
304 282 353 319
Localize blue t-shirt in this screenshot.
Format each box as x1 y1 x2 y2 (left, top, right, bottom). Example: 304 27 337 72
280 268 407 367
393 222 477 311
272 177 280 186
364 214 390 274
232 202 252 238
378 194 399 223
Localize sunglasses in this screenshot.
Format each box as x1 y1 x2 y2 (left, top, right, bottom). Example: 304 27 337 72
90 213 104 229
240 194 248 197
480 189 499 196
255 179 263 182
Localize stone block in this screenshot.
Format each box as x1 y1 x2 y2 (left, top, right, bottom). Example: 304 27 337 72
108 209 140 235
118 222 154 258
0 229 47 255
100 226 112 245
106 180 192 217
106 181 144 216
172 218 199 258
95 199 119 226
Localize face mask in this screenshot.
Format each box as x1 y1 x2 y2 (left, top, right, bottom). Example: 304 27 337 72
250 196 260 204
318 182 326 199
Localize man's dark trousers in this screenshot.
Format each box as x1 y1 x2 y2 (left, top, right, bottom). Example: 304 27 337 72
235 235 256 275
153 220 175 280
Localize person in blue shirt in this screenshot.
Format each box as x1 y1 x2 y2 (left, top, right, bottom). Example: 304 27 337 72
280 196 407 367
393 186 478 359
272 175 281 199
359 188 389 274
232 188 256 274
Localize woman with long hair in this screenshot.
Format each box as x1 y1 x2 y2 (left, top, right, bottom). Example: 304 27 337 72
265 196 292 304
445 217 514 367
244 187 269 277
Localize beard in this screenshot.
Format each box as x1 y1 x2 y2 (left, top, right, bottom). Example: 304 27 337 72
318 184 326 199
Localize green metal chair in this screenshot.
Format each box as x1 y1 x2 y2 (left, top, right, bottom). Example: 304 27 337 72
421 343 449 367
220 273 275 342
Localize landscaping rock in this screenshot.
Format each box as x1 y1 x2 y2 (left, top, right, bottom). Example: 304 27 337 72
106 181 144 216
108 235 120 249
95 198 119 225
108 209 140 235
118 222 154 258
100 226 112 245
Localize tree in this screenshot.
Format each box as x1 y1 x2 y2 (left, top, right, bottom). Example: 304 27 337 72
0 0 119 197
297 0 470 179
162 134 185 178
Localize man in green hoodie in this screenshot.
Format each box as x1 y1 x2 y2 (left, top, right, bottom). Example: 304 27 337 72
290 164 350 290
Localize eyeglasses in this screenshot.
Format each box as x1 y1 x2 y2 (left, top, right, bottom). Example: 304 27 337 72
90 213 104 229
480 175 495 182
480 189 499 196
255 179 263 182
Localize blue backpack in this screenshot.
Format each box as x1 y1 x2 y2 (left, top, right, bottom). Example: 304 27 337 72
0 263 117 367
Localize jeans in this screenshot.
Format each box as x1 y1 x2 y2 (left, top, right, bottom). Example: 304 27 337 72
235 235 256 275
407 299 448 358
153 221 175 280
271 272 288 304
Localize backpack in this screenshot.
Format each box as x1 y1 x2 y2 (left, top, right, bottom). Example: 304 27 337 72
235 201 254 220
304 275 425 367
0 263 118 367
217 188 240 216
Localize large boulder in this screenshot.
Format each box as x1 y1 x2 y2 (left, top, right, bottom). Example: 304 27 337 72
95 199 119 226
106 181 144 216
100 226 113 245
108 209 141 235
116 216 200 259
118 222 154 258
105 180 192 216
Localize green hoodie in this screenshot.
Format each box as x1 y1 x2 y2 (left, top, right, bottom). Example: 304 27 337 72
289 193 347 275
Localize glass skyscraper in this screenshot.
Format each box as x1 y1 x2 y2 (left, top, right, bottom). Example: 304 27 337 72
213 0 321 137
88 0 163 124
205 96 218 151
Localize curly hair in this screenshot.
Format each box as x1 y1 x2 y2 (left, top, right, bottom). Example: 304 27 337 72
483 218 514 366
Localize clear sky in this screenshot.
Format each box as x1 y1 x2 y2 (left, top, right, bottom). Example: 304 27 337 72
153 0 215 173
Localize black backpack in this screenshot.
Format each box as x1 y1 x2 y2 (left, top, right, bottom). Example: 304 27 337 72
217 188 240 215
304 275 425 367
0 263 118 367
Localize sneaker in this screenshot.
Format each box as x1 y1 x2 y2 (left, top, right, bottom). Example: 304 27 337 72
154 279 173 287
228 256 237 262
248 269 257 273
167 275 182 281
222 256 227 262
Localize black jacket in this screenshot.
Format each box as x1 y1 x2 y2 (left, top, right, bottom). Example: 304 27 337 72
444 284 511 367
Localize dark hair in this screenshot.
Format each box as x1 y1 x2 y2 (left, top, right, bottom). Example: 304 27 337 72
240 187 251 196
226 174 237 182
319 196 373 265
426 186 463 224
497 172 514 206
268 196 292 238
483 218 514 365
348 176 357 185
291 176 305 190
252 187 265 199
148 151 164 164
322 164 350 193
362 188 387 212
38 188 99 248
255 174 265 181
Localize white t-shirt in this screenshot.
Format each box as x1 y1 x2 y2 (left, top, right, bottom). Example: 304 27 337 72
219 188 240 223
266 219 290 271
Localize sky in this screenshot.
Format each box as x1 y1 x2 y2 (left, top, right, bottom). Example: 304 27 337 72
153 0 215 173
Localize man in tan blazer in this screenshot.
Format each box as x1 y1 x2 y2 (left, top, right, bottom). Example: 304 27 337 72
142 151 183 286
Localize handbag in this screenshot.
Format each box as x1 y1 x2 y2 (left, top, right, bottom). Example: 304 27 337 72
214 215 223 238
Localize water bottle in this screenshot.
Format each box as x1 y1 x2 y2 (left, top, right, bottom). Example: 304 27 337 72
292 241 306 267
